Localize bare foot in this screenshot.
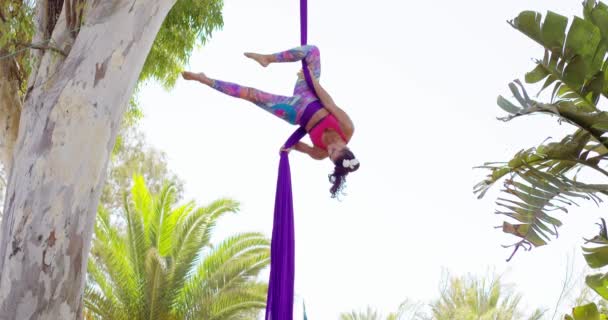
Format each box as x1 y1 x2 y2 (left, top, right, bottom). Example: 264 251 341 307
181 71 211 85
244 52 270 67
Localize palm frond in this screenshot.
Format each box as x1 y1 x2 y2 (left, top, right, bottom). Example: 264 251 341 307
90 212 141 315
175 233 269 317
493 165 601 260
131 174 153 235
151 183 180 257
145 247 170 320
86 259 119 308
475 127 595 198
84 285 127 320
169 199 240 301
206 284 268 320
172 198 240 258
159 201 194 256
496 81 608 144
123 191 148 315
198 249 269 295
198 232 270 283
149 182 177 250
479 82 608 260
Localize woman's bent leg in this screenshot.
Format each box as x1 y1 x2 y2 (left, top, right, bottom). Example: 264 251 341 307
271 45 321 78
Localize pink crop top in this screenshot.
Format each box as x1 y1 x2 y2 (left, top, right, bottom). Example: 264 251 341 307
309 114 348 150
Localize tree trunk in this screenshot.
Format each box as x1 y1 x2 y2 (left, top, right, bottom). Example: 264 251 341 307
0 1 176 319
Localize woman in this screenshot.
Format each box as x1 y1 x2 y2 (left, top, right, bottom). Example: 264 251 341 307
182 45 359 197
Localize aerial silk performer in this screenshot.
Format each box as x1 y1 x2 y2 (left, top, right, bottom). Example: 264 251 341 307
181 2 359 319
181 44 359 194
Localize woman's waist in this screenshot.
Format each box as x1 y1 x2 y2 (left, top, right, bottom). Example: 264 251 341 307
299 100 330 131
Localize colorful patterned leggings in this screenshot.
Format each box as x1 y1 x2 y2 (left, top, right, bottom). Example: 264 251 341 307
210 45 321 125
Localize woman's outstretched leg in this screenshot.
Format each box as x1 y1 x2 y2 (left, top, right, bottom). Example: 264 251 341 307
181 71 302 124
245 45 321 78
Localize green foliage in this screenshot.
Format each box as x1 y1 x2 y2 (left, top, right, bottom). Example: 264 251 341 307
339 304 425 320
0 0 35 94
511 7 606 109
85 175 269 320
123 88 145 128
565 303 607 320
102 127 184 212
563 248 608 319
476 0 608 259
2 0 223 127
340 273 543 320
340 307 382 320
476 96 607 256
572 218 608 308
428 274 544 320
122 0 224 129
139 0 224 89
123 0 224 125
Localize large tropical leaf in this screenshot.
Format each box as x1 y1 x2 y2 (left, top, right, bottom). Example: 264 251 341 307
511 7 608 108
565 302 605 320
482 0 608 317
478 81 608 259
495 81 608 140
578 219 608 301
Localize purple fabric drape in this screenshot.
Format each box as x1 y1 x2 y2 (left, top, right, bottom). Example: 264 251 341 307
300 0 316 96
264 0 321 311
265 0 320 318
264 132 300 320
265 101 321 320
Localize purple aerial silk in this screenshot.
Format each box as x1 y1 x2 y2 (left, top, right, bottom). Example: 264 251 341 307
299 0 316 93
264 0 319 314
265 102 321 320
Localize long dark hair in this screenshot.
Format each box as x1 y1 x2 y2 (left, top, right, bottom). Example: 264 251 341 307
328 147 360 198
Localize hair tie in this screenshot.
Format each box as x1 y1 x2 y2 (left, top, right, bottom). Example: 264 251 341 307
342 158 359 169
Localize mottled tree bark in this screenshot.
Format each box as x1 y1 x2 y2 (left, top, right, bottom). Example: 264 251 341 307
0 0 176 319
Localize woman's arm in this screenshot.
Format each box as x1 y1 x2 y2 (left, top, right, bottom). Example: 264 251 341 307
310 77 355 136
293 142 328 160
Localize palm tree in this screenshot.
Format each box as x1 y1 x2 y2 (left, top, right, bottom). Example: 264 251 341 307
84 175 270 320
339 275 543 320
429 274 544 320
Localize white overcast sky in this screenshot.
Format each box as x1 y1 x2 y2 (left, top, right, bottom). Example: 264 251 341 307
139 0 606 318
